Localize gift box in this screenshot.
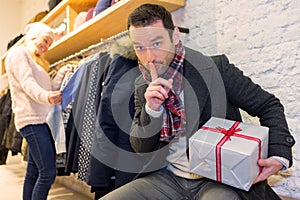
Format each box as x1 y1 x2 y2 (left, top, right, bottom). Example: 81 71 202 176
189 117 268 191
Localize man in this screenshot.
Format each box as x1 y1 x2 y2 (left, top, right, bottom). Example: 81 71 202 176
100 4 295 200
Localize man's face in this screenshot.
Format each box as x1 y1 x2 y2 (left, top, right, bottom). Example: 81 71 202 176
129 20 177 77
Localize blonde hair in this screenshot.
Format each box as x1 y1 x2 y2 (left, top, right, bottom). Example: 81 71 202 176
22 22 54 72
23 40 50 72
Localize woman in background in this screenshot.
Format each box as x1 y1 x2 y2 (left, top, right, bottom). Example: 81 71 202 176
5 22 72 200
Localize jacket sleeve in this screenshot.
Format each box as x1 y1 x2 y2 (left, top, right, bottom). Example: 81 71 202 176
129 79 165 153
213 54 295 167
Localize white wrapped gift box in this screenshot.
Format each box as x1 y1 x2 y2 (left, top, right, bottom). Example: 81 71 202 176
189 117 268 191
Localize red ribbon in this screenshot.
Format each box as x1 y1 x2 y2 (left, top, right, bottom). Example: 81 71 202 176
201 121 262 182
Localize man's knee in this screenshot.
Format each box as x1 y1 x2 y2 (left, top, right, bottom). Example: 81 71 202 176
197 181 241 200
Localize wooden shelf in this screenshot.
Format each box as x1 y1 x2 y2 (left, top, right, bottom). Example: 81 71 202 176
44 0 185 63
42 0 98 24
1 0 185 78
42 0 98 34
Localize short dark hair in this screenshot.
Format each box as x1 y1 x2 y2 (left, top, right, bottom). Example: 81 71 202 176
127 4 175 38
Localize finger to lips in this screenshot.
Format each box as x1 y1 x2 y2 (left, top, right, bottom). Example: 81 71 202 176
149 62 158 81
149 63 173 92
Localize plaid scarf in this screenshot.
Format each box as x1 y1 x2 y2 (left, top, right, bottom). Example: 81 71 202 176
139 41 186 143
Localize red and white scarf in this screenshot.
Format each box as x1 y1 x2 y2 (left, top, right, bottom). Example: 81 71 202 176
139 41 186 143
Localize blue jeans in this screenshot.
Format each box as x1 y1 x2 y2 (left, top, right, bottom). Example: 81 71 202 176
20 123 56 200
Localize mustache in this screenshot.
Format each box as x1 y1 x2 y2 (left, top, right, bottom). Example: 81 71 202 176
145 61 164 67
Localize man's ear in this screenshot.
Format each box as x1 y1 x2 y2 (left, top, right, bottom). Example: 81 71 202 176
172 27 180 44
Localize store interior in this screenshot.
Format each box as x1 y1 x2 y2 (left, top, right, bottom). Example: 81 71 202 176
0 0 299 200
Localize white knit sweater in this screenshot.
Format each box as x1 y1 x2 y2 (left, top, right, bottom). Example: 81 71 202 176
5 45 65 131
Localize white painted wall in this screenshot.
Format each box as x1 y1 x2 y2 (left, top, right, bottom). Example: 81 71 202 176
0 0 22 56
173 0 299 198
0 0 48 90
19 0 48 30
0 0 48 55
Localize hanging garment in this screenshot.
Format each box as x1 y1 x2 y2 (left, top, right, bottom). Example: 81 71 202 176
64 52 111 178
77 57 100 181
0 91 12 164
77 52 111 181
64 109 79 173
47 65 85 153
7 34 24 50
65 58 98 174
3 113 22 155
86 54 141 190
85 36 146 197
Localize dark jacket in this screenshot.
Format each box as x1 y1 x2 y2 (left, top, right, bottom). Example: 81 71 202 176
0 91 12 164
129 47 295 200
87 54 141 188
86 36 143 190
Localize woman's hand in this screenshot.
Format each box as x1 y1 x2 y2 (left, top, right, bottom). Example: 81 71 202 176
58 64 77 75
48 90 62 105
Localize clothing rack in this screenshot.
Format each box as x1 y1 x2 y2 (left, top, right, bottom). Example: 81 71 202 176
49 30 129 69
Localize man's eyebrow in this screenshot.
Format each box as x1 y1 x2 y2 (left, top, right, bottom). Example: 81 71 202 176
150 36 164 42
132 36 164 45
132 41 142 45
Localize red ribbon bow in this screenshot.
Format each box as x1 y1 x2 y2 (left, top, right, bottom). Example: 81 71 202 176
201 121 262 182
215 121 242 140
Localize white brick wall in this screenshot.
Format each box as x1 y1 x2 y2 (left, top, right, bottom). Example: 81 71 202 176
173 0 300 198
